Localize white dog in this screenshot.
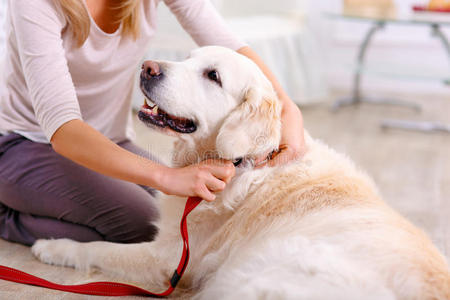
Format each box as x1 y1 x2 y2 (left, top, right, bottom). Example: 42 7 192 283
32 46 450 300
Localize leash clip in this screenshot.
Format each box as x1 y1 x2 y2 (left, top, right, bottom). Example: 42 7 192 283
170 270 181 288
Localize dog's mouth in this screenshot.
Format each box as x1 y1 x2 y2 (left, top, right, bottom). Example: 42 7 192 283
138 97 197 134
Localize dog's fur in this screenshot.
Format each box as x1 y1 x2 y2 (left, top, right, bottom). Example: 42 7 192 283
32 46 450 299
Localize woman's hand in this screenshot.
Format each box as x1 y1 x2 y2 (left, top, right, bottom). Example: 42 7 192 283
157 159 236 202
255 99 306 168
268 99 306 167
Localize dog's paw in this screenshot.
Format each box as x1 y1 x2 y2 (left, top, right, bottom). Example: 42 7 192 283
32 239 84 269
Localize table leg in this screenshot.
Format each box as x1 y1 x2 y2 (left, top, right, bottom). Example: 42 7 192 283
332 21 421 111
431 24 450 85
381 24 450 133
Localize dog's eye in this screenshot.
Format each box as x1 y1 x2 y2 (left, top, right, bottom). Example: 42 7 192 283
205 70 222 86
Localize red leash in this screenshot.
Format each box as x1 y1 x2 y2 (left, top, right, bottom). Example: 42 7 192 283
0 197 202 297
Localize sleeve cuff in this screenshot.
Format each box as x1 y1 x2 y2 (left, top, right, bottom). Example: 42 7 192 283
44 113 82 142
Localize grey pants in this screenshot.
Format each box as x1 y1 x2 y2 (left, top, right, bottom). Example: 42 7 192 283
0 133 160 246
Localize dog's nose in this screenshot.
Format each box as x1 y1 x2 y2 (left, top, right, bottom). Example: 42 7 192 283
142 61 161 79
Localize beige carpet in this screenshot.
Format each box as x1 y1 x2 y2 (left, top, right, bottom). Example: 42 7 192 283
1 91 449 299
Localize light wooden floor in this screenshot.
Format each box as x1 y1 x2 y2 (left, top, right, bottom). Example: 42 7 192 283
1 91 449 299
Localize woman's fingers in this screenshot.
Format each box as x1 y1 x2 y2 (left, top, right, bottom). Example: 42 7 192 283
185 159 235 202
200 159 236 183
267 145 303 167
255 144 305 169
205 174 226 192
161 159 236 202
254 150 273 168
197 184 216 202
194 177 222 202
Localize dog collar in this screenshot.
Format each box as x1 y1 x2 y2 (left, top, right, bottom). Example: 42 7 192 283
232 149 277 168
232 157 243 167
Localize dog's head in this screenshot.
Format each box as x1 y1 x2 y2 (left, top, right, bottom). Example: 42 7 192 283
139 46 281 165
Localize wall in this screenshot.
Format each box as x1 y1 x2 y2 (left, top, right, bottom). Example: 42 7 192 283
2 0 448 96
309 0 450 95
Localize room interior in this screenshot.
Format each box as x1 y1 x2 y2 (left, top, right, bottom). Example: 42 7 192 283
0 0 449 298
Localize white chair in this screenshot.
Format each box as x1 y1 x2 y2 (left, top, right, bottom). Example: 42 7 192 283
220 0 327 105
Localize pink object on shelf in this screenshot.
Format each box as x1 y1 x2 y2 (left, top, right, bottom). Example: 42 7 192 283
412 4 450 12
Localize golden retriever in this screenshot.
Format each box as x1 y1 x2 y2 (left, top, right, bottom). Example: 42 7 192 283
32 46 450 300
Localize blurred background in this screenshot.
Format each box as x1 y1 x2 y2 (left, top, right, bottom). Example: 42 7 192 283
0 0 448 258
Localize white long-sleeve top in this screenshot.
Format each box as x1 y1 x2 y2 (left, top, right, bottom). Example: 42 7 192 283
0 0 244 143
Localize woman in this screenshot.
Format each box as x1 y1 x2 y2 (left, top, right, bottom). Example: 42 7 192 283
0 0 305 246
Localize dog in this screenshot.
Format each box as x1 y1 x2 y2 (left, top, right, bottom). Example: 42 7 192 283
32 46 450 299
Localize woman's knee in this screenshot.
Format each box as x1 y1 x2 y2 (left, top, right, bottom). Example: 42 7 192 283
94 189 160 243
102 211 160 243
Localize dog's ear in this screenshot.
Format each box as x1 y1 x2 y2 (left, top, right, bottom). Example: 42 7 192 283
216 87 282 160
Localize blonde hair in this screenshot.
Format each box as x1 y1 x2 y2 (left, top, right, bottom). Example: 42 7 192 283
57 0 141 47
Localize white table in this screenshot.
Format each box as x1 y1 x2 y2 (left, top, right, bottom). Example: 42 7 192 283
328 11 450 133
